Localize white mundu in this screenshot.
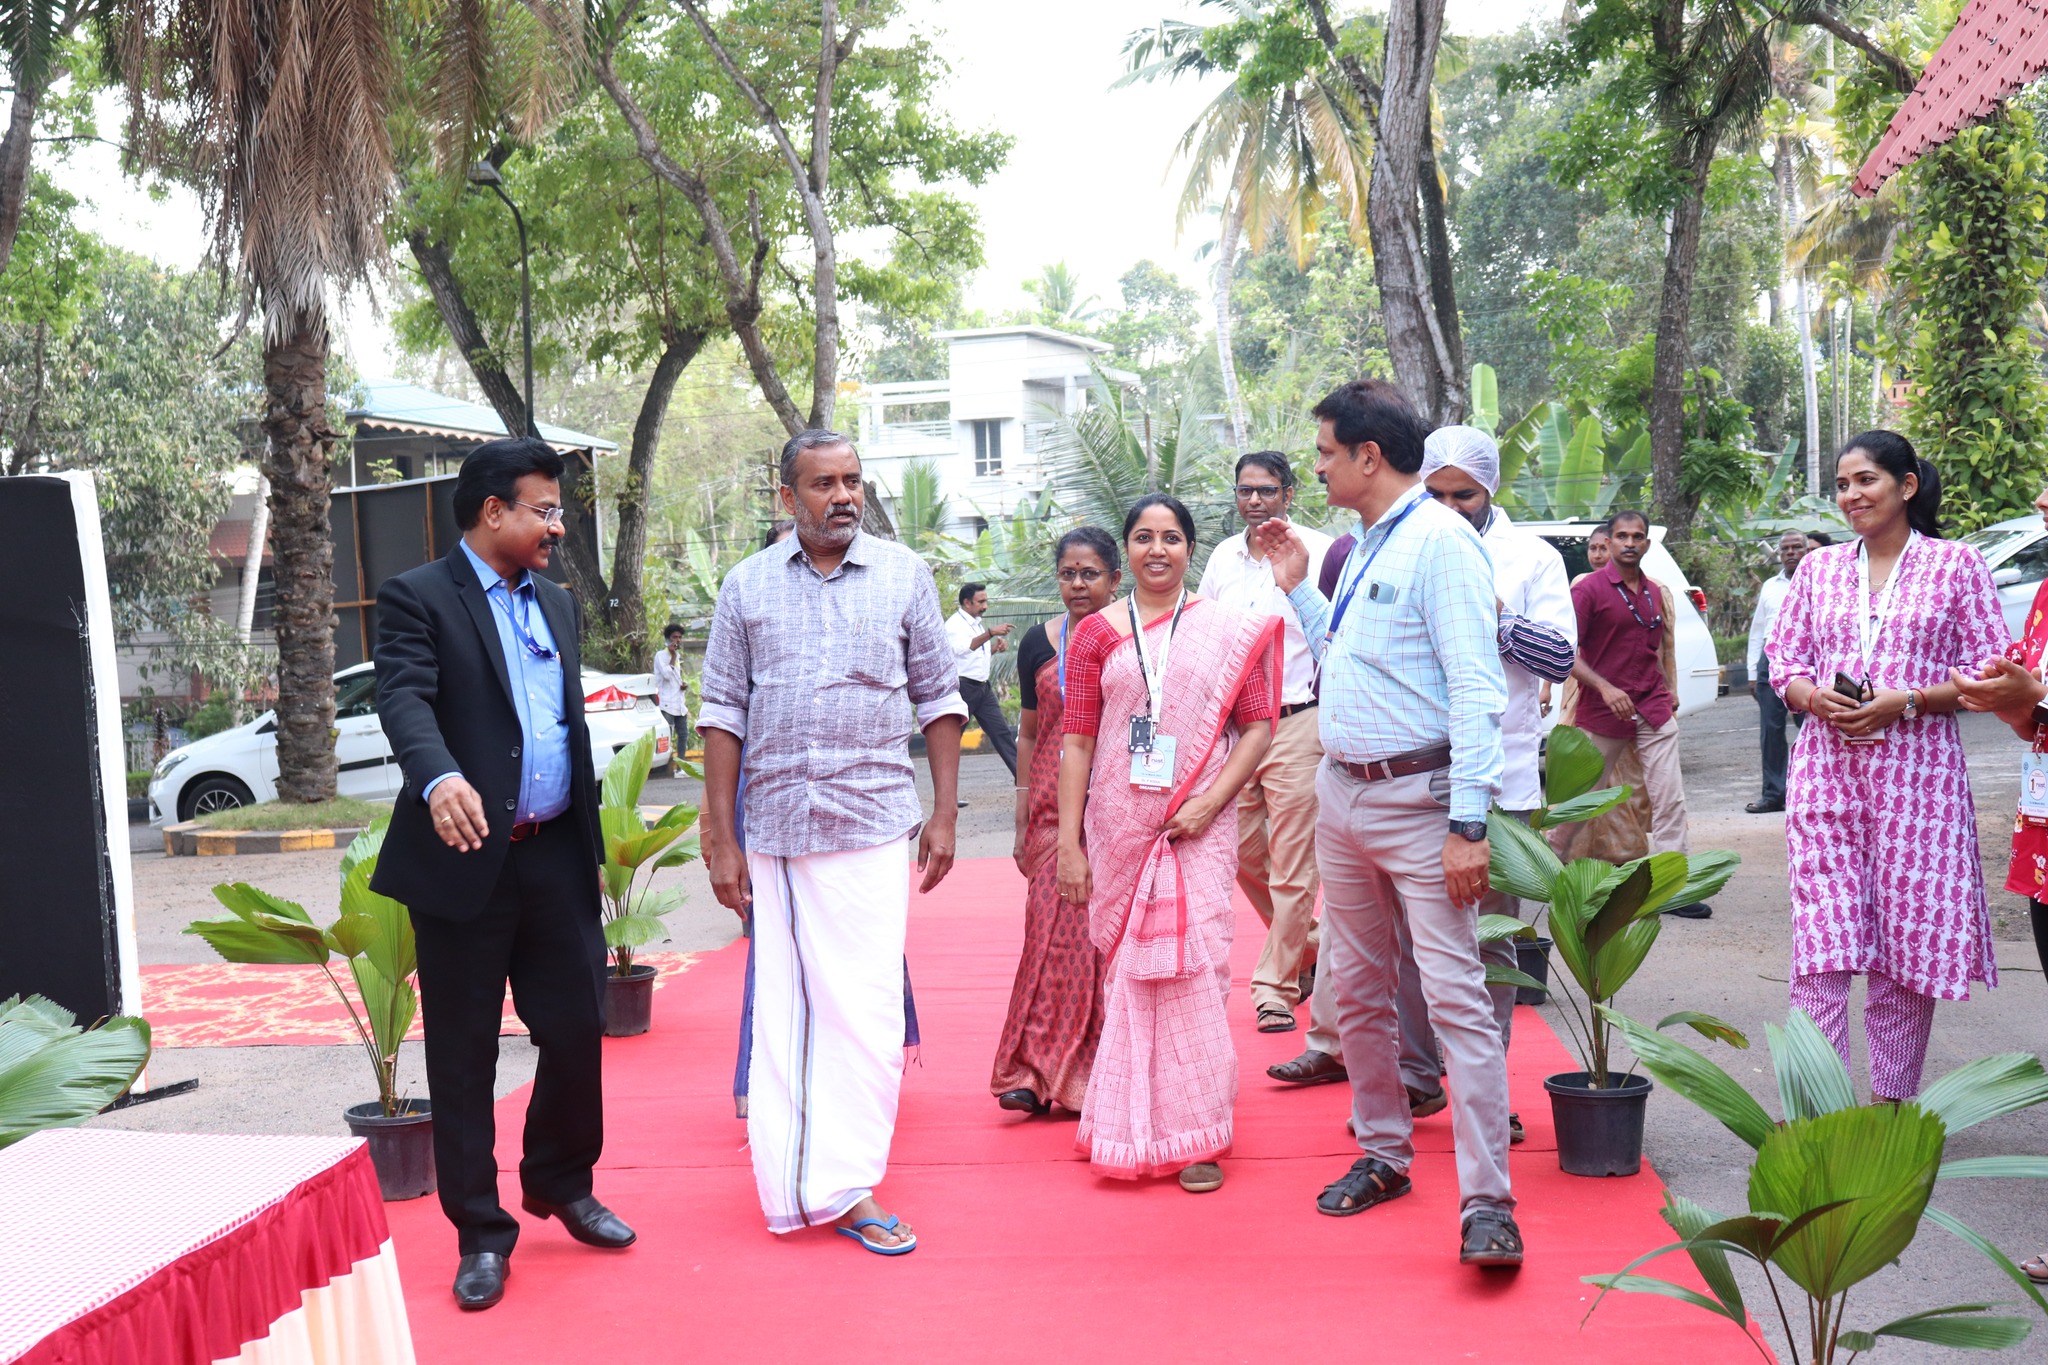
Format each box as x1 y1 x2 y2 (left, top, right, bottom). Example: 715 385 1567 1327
746 836 911 1232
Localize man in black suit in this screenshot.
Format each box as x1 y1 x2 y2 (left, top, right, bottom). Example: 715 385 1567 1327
372 437 635 1311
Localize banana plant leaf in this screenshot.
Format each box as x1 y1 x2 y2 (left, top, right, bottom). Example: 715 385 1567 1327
1600 1008 1776 1150
0 1005 151 1149
1749 1102 1946 1301
1468 363 1500 436
1767 1008 1856 1121
1555 414 1606 513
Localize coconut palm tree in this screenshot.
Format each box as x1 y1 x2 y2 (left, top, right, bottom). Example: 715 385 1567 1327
121 0 396 803
1119 2 1373 450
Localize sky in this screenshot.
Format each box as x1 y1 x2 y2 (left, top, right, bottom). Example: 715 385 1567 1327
51 0 1556 379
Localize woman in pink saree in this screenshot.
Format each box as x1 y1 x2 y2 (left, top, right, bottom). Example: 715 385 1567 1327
1056 494 1282 1192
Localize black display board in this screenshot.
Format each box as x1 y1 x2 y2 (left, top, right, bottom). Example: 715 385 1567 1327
0 475 137 1024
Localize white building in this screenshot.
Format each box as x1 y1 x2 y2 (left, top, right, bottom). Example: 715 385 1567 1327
856 325 1136 537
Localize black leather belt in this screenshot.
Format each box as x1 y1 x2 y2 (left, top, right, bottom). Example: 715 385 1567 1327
1336 745 1453 783
1279 701 1318 719
509 820 543 842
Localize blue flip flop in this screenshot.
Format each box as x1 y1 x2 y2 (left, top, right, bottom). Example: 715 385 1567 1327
836 1215 917 1256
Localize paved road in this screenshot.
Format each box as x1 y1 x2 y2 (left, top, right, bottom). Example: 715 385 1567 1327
111 698 2047 1359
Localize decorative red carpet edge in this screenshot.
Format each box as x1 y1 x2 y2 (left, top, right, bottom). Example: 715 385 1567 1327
140 954 698 1048
385 857 1774 1364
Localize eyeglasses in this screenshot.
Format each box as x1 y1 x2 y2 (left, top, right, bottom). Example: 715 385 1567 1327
1233 484 1287 500
1057 568 1107 584
512 499 566 528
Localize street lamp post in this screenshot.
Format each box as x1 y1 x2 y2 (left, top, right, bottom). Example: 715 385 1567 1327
467 162 539 438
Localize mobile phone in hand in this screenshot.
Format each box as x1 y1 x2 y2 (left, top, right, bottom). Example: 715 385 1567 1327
1831 671 1867 703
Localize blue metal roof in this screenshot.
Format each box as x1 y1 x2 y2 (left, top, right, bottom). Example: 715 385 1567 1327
346 378 618 452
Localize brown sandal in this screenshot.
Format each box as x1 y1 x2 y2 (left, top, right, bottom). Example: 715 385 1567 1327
1256 1005 1297 1033
1460 1209 1525 1267
1268 1050 1347 1085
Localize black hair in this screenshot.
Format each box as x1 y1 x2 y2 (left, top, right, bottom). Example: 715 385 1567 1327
662 623 684 640
1608 509 1649 533
453 437 566 530
1122 493 1197 545
762 518 795 550
958 581 987 606
779 428 857 488
1805 530 1833 546
1233 450 1295 490
1838 429 1943 538
1055 525 1120 573
1588 521 1612 539
1309 379 1426 474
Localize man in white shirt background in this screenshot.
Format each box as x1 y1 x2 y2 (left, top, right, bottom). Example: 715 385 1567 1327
946 582 1018 784
1197 450 1334 1036
653 622 690 760
1744 529 1813 814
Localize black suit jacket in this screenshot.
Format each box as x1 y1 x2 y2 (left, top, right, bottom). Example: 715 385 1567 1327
369 543 604 922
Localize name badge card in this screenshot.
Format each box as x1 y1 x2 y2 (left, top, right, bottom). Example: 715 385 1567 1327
2022 751 2048 822
1130 734 1177 791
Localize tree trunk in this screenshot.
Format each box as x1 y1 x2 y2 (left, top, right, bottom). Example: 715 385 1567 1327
1648 142 1717 538
1365 0 1464 426
0 86 40 277
608 327 706 670
260 311 340 804
1417 128 1466 401
407 230 530 435
1214 202 1248 448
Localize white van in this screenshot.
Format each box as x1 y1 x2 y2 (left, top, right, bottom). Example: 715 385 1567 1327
1515 519 1722 718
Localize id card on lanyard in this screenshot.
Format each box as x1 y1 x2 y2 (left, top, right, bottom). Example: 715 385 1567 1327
1849 534 1915 746
1127 592 1185 791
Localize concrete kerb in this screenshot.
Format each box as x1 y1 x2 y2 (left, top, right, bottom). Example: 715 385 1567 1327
161 822 370 857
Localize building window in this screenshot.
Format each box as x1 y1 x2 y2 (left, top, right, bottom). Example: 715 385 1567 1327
972 419 1003 477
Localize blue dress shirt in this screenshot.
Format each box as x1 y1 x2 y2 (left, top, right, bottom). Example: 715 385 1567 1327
423 541 572 824
1288 482 1507 822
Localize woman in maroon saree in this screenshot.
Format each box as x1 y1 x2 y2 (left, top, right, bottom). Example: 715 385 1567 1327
1057 495 1282 1193
991 528 1123 1116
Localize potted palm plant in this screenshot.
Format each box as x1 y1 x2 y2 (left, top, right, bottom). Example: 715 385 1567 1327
1586 1007 2048 1362
597 730 699 1037
0 995 151 1147
1483 725 1743 1176
186 818 433 1200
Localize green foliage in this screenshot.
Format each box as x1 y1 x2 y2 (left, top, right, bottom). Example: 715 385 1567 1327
1229 233 1387 393
0 995 151 1148
598 730 699 976
1587 1010 2048 1364
1484 725 1741 1085
1098 261 1204 389
1039 370 1229 569
188 820 419 1115
1896 106 2048 534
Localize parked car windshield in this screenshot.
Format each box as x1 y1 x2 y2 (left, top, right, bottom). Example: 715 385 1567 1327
1963 526 2034 565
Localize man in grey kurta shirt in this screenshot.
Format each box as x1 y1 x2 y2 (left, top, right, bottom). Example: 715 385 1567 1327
698 429 966 1257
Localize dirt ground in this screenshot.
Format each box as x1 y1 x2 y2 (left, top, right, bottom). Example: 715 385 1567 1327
102 697 2047 1360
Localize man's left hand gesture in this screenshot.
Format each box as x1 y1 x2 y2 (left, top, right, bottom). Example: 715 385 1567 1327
1444 833 1490 907
1249 518 1312 593
918 812 957 892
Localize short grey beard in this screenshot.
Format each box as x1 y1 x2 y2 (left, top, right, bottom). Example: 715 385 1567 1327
797 503 858 549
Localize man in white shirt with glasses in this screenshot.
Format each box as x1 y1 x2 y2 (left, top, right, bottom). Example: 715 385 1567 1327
1197 450 1334 1037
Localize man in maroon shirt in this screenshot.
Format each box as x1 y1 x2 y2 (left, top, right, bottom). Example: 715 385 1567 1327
1568 510 1710 918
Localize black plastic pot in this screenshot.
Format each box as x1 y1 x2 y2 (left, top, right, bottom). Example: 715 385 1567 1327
604 964 659 1037
1544 1072 1652 1177
344 1098 435 1200
1513 937 1553 1006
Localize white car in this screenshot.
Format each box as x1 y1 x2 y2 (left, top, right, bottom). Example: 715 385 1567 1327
1517 520 1722 719
1962 513 2048 641
147 662 673 825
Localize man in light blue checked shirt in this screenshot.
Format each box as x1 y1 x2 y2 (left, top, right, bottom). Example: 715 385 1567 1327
1251 378 1522 1269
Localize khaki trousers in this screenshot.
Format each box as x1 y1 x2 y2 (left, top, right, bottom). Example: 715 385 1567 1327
1586 716 1690 856
1315 761 1514 1217
1237 705 1324 1013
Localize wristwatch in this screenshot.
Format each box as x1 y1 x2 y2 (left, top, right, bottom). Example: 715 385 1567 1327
2031 698 2048 735
1450 818 1488 842
1902 689 1921 721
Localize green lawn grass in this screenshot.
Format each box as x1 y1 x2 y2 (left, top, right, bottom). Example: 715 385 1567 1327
195 796 386 831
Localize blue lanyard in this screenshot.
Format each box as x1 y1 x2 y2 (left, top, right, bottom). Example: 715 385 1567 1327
495 582 556 661
1327 493 1425 644
1057 616 1069 694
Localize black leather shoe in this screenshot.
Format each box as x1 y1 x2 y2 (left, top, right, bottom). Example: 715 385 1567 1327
521 1194 638 1248
1663 902 1713 919
1744 798 1784 814
453 1252 508 1310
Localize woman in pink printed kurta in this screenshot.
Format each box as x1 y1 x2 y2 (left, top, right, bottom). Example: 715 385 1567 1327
1767 433 2008 1099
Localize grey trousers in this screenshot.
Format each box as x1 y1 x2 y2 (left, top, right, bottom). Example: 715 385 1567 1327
1396 812 1531 1097
1315 759 1514 1217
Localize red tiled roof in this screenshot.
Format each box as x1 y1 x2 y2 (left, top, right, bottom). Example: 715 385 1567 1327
208 519 268 564
1855 0 2048 196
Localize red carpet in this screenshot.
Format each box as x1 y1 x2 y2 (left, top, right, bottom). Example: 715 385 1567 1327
386 858 1769 1364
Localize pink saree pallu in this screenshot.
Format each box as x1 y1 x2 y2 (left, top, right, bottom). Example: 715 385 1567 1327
1072 602 1282 1178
